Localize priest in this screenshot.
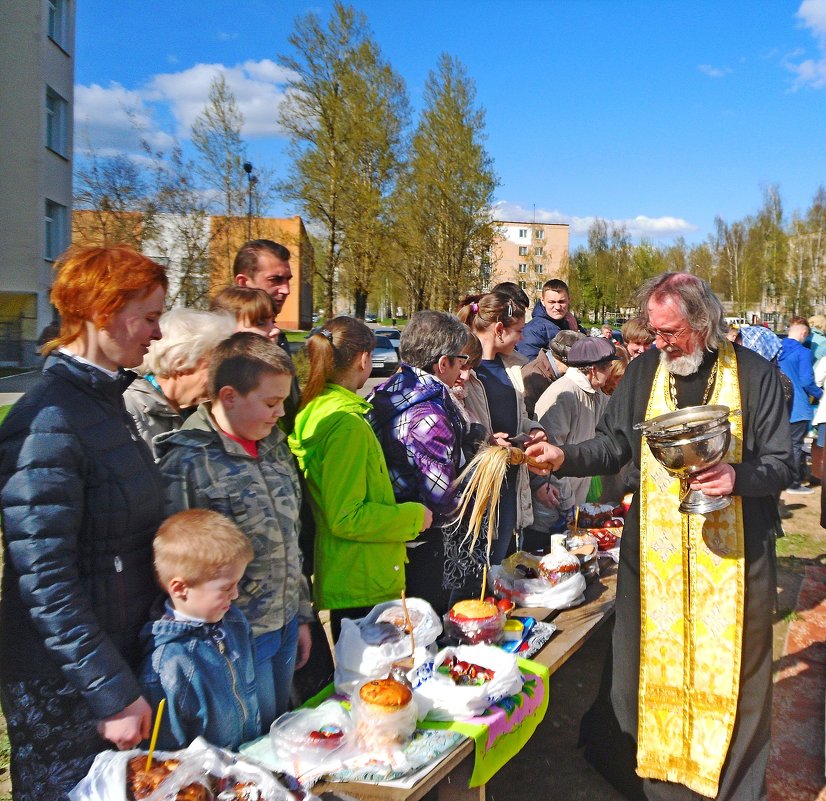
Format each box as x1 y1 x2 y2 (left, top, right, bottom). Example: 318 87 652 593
529 272 793 801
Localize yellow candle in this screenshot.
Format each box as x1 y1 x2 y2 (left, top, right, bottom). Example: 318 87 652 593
145 698 166 773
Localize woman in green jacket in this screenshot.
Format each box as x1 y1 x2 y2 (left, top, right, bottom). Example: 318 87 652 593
289 316 432 640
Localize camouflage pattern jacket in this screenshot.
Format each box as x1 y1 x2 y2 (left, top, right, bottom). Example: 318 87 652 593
156 403 312 637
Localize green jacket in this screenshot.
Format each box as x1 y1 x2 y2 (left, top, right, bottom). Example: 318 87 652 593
156 403 312 637
288 383 424 610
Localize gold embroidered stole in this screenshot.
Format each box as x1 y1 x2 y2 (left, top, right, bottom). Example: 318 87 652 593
637 340 745 797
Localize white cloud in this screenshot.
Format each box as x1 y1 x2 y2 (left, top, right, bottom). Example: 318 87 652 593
147 60 297 138
74 59 298 155
698 64 732 78
74 82 174 156
788 0 826 88
790 56 826 87
492 201 698 240
797 0 826 38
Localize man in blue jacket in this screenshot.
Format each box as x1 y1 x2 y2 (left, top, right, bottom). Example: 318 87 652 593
516 278 580 359
779 319 822 493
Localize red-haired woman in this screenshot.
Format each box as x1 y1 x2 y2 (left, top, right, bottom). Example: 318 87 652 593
0 245 167 800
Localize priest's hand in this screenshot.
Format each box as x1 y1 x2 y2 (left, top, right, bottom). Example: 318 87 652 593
690 462 735 497
525 442 564 475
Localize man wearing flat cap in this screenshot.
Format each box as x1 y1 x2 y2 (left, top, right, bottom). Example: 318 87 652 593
529 273 793 801
521 329 585 419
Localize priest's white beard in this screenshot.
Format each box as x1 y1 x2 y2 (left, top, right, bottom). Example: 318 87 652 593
660 347 704 376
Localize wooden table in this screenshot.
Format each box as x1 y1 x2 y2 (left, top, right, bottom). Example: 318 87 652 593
314 564 618 801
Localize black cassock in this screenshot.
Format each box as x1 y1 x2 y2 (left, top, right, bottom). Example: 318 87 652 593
558 345 794 801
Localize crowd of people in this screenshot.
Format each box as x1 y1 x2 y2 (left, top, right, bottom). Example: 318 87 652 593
0 242 801 801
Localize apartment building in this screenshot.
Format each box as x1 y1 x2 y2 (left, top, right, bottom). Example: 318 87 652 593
492 221 570 302
0 0 74 365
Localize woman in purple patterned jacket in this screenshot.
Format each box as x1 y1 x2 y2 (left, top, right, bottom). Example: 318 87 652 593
367 311 473 614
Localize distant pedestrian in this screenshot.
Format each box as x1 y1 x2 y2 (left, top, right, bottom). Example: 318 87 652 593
778 320 822 493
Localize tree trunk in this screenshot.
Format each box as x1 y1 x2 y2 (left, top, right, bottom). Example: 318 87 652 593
354 289 368 319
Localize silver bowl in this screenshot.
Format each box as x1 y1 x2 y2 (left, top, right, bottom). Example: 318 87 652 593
635 405 732 514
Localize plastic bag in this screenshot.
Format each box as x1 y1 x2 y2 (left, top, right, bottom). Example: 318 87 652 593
490 563 586 609
414 644 523 721
334 597 442 694
267 699 356 783
69 737 302 801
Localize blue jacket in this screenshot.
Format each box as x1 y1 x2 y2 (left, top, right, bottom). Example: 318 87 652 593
138 604 260 750
516 301 570 359
779 337 822 423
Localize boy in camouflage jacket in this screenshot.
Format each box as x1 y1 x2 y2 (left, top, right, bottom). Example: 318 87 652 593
157 333 312 732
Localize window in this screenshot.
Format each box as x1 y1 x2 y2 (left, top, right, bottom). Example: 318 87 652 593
518 246 528 256
534 282 542 292
534 229 544 240
518 263 528 273
48 0 69 49
535 263 544 274
519 280 528 290
46 87 68 156
534 246 544 257
518 228 528 238
45 200 68 260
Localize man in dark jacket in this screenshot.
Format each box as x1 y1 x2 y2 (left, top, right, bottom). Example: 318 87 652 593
516 278 580 359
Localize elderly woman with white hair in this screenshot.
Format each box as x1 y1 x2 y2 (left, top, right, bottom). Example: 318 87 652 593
124 307 235 453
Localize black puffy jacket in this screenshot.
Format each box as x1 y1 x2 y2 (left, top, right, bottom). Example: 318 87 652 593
0 353 164 719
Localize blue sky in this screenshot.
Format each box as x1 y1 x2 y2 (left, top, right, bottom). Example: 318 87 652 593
74 1 826 245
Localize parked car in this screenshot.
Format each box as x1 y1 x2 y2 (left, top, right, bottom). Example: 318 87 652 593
374 326 401 351
371 335 400 376
365 313 378 323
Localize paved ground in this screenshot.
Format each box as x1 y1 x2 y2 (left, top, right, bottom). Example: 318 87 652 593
0 370 39 407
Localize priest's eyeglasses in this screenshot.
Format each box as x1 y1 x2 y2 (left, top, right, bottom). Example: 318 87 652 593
646 325 687 343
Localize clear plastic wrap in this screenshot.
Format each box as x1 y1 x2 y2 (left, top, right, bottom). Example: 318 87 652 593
350 677 419 755
443 599 505 644
267 700 356 784
69 738 302 801
538 542 581 585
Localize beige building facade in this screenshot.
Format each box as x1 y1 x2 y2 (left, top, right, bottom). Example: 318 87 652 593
208 215 315 331
491 221 569 303
0 0 74 365
72 211 315 332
